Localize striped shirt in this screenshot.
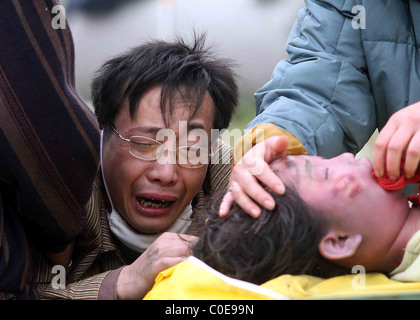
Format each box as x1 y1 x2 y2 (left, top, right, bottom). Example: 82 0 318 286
33 141 232 300
0 0 100 299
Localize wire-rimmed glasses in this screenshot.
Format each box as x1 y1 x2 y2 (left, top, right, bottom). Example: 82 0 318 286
110 125 211 168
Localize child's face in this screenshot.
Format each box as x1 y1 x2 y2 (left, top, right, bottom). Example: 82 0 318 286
270 153 410 249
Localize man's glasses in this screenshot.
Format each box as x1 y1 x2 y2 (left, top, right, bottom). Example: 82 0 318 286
110 125 211 168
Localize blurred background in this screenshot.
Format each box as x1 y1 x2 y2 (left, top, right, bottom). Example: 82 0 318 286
63 0 376 158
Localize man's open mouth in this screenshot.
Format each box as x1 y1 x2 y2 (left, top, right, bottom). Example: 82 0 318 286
136 197 173 208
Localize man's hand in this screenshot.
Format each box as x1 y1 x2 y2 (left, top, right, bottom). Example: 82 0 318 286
219 136 289 218
116 232 198 300
372 102 420 180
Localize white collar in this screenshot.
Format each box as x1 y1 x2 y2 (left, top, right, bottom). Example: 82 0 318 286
107 204 192 253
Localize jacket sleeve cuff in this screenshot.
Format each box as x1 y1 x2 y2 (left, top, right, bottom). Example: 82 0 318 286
233 123 307 163
98 267 124 300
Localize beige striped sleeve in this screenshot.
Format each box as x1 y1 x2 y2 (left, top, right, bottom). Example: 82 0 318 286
38 272 112 300
189 139 232 234
208 139 232 192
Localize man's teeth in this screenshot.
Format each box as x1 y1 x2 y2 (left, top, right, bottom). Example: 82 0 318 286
138 198 171 208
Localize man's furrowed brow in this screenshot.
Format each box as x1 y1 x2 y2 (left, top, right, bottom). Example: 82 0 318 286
187 122 206 131
128 123 208 139
130 126 162 135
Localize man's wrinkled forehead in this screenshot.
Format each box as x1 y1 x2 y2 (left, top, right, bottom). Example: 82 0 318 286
135 87 215 129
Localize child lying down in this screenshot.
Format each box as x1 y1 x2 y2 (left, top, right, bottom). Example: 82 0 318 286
144 154 420 299
194 153 420 284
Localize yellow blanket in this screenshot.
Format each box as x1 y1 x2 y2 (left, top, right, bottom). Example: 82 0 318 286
144 256 420 300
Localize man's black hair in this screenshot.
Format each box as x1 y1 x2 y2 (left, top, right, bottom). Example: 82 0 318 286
91 33 238 133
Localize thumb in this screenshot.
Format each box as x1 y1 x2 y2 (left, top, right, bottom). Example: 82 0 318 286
264 136 289 163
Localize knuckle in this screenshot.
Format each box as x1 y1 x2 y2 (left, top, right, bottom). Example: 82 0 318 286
231 164 242 175
405 167 416 177
161 257 181 269
242 196 258 210
160 231 175 239
387 143 401 154
406 148 420 158
153 233 174 246
389 111 401 122
230 185 241 197
374 140 387 151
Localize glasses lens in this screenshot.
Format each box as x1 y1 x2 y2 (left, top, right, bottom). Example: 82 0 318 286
177 146 208 168
129 136 160 160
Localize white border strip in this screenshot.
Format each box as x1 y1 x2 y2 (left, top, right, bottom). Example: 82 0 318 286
187 256 290 300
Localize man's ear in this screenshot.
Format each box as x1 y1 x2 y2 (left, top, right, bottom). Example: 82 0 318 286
318 232 362 261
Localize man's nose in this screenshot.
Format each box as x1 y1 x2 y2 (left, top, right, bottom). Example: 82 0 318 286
147 152 179 185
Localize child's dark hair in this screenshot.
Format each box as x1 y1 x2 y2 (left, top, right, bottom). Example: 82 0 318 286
193 186 351 285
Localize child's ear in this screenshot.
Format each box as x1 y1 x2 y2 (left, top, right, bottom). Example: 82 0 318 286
318 232 362 261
